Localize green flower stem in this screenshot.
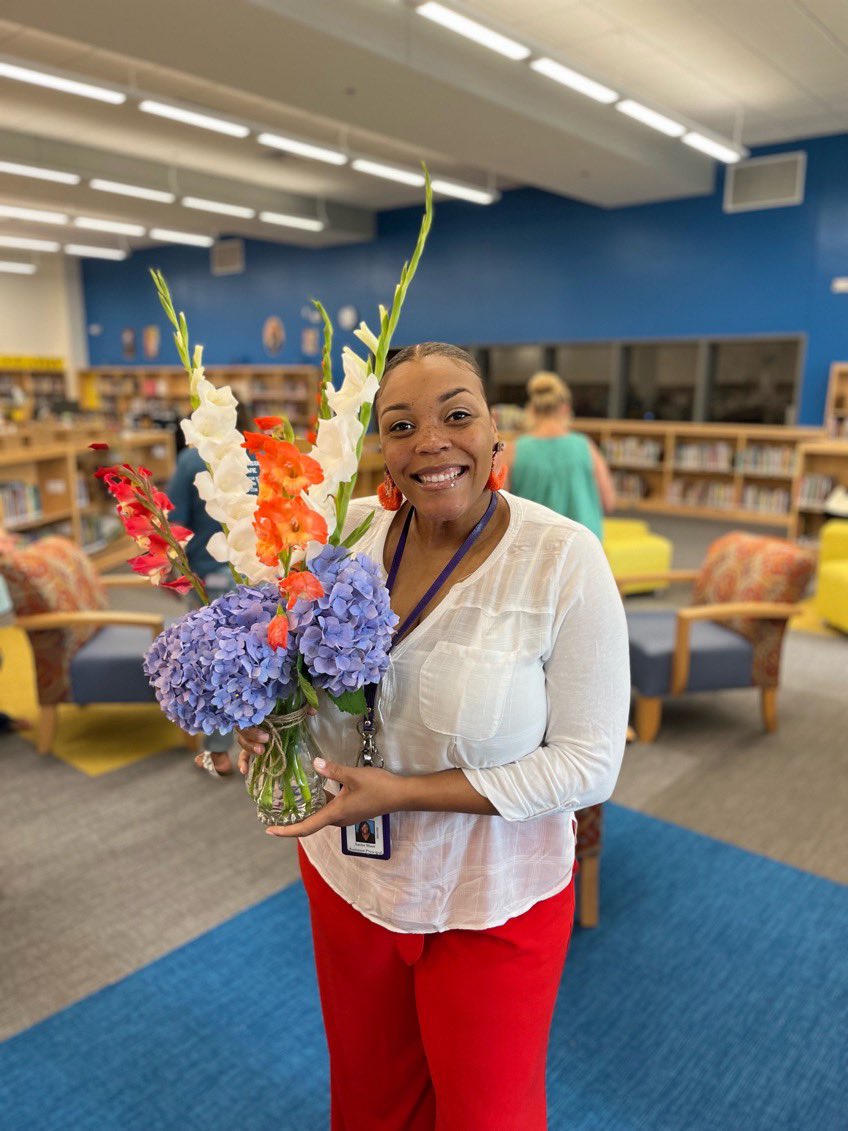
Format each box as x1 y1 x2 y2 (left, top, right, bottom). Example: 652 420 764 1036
313 300 334 422
331 168 433 543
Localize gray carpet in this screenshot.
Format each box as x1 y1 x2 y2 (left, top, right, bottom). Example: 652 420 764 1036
1 520 845 1040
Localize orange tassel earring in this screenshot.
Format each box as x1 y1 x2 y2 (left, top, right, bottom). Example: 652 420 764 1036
486 442 506 492
377 467 403 510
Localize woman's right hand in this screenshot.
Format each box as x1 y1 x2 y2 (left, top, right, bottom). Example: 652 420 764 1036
234 727 269 775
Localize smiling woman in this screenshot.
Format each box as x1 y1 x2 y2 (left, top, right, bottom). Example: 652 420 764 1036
235 339 631 1130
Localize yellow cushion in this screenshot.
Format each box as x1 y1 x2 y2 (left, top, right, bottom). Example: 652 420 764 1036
820 520 848 565
815 561 848 633
604 530 674 595
603 518 650 540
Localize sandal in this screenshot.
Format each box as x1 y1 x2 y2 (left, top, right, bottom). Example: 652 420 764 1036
195 750 234 778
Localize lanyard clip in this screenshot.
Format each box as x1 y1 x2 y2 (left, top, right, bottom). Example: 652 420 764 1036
357 710 384 769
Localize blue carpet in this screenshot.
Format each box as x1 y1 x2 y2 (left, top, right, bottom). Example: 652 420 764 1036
2 806 845 1131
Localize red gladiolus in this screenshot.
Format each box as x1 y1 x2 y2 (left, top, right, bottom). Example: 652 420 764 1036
88 442 110 451
162 576 194 594
278 569 324 609
306 430 318 446
267 613 289 651
127 551 171 584
254 415 283 430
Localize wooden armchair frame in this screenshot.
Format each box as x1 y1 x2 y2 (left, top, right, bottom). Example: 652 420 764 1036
616 571 803 742
14 570 186 755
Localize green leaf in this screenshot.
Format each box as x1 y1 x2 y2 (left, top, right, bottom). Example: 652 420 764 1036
328 688 368 715
297 668 319 709
341 509 376 548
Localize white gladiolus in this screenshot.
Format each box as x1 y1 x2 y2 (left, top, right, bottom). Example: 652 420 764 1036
353 320 379 354
326 348 379 421
181 376 277 583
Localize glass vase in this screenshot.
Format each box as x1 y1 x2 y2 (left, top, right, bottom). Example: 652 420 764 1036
245 707 327 827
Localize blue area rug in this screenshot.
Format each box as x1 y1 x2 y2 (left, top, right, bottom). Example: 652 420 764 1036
2 806 846 1131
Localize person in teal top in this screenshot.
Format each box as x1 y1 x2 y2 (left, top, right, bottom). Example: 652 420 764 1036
504 371 616 540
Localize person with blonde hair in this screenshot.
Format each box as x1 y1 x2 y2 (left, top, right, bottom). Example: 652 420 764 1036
502 371 616 539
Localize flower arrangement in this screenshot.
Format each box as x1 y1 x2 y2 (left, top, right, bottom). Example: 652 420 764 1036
92 170 433 826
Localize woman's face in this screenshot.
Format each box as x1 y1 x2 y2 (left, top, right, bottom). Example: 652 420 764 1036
378 355 496 525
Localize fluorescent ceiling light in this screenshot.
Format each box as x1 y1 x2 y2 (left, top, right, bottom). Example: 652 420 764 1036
150 228 215 247
139 99 249 138
90 179 176 204
0 204 67 224
74 217 145 236
683 131 745 164
182 196 255 219
0 161 80 185
0 61 125 104
530 57 618 104
65 244 128 260
616 99 685 138
257 132 347 166
351 158 425 187
416 3 530 60
0 260 37 274
259 211 325 232
431 177 498 205
0 235 60 251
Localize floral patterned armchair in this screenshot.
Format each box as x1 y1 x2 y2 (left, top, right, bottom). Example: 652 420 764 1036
0 535 181 754
618 532 815 742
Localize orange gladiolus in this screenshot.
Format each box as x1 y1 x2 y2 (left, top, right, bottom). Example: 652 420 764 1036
278 569 324 609
267 612 290 651
244 433 324 497
254 496 328 565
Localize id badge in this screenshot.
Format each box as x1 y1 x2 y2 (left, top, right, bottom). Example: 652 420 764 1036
341 814 392 860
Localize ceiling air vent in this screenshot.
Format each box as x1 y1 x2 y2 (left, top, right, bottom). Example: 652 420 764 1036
723 151 806 213
210 238 245 276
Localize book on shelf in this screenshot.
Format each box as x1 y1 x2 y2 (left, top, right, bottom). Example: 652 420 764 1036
737 444 796 475
667 478 735 509
0 481 42 524
798 473 836 506
674 441 734 471
740 485 790 515
603 437 663 465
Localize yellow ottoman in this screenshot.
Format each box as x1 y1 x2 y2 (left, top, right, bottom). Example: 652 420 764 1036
815 561 848 633
603 519 673 595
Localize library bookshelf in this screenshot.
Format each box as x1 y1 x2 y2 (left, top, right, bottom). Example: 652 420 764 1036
576 420 824 533
791 441 848 540
354 421 841 540
80 365 321 434
0 429 175 572
0 357 67 420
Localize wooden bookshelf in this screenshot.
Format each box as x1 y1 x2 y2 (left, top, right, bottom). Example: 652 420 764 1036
80 365 321 435
0 357 67 421
0 429 175 569
354 422 828 536
824 362 848 438
567 420 821 531
790 441 848 541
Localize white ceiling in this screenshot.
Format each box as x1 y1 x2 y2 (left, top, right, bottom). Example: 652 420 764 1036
0 0 844 254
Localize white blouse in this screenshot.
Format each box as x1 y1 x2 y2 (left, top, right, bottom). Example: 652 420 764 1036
302 491 630 934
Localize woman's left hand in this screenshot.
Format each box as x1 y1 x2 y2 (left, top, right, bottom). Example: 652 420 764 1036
264 757 407 839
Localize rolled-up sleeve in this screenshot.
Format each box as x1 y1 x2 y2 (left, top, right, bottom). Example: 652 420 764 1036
462 529 630 821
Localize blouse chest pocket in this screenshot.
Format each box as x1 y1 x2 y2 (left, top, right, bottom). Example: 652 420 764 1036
418 641 515 742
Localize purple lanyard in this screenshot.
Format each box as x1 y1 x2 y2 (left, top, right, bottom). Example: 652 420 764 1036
358 491 499 761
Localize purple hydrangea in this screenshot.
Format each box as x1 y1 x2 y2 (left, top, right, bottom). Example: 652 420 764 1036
143 584 297 734
290 545 398 698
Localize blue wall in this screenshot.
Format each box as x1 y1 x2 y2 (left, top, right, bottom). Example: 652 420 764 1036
83 133 848 425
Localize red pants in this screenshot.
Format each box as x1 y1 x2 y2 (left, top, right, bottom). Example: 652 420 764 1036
299 845 575 1131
